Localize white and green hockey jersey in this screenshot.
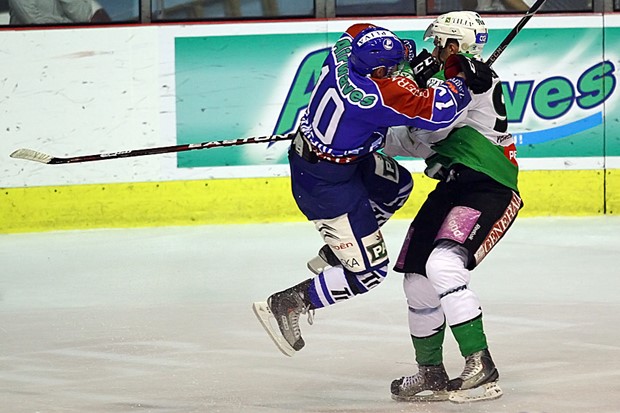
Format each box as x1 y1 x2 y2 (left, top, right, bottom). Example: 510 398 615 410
386 60 519 192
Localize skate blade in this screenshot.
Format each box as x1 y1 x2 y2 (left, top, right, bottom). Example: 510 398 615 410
252 301 296 357
392 390 449 402
306 255 330 275
448 381 503 403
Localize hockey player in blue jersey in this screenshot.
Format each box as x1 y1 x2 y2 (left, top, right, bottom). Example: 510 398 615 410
253 23 476 357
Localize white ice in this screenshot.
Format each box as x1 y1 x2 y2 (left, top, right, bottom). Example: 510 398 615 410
1 216 619 413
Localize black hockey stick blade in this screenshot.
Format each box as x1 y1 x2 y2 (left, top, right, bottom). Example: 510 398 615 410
485 0 547 67
10 132 295 165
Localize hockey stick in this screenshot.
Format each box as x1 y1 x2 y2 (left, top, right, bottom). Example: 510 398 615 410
485 0 547 66
11 2 544 165
10 132 295 164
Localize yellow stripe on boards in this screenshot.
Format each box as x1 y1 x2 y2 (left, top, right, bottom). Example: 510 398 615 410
395 169 605 219
518 169 605 216
1 178 302 234
606 169 620 215
0 169 611 234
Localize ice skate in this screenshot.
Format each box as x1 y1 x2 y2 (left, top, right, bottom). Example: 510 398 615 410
391 364 449 402
307 245 341 275
447 348 503 403
252 288 313 357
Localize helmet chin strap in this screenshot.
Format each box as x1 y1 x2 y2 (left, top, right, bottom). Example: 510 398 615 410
437 41 459 68
436 46 447 67
371 66 388 79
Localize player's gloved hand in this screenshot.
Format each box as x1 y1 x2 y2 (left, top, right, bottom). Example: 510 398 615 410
401 39 417 64
444 54 493 94
409 49 440 88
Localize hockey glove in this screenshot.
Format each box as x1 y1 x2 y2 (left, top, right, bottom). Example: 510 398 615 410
401 39 417 64
444 54 493 94
409 49 440 88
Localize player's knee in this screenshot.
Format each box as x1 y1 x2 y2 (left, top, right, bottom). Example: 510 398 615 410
404 273 445 336
403 272 441 307
408 306 445 338
425 241 471 294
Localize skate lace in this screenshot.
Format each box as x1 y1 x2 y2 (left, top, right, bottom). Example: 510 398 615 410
461 356 481 379
295 295 314 326
303 307 315 325
401 372 424 388
291 296 315 331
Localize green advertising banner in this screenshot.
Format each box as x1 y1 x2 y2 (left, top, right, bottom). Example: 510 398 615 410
175 25 618 168
605 26 620 158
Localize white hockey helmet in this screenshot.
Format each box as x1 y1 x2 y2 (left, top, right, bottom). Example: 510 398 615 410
424 11 488 56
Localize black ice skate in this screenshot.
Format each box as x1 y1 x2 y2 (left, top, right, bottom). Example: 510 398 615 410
447 348 503 403
307 245 341 275
252 288 313 357
391 364 449 402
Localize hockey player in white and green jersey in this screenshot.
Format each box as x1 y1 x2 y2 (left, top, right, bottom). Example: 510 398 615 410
385 11 523 404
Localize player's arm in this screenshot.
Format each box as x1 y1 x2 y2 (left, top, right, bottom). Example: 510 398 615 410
501 0 530 11
59 0 108 23
8 1 41 24
91 7 112 23
408 49 441 88
376 73 471 131
384 126 436 159
445 54 494 94
383 126 451 181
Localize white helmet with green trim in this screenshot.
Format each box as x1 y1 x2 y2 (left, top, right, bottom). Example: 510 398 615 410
424 11 488 56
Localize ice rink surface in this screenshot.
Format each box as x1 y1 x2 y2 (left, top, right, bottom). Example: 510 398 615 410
2 216 619 413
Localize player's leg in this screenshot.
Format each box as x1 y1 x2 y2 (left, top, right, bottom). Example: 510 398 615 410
256 210 390 356
425 169 522 402
308 153 413 275
390 182 455 401
425 241 502 403
254 154 390 355
392 180 451 275
391 273 449 402
362 152 413 226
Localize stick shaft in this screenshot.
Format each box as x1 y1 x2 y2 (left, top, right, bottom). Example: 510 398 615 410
485 0 547 67
12 2 545 166
12 133 295 164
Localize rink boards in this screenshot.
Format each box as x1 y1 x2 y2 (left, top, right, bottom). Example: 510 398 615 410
2 168 616 233
3 16 620 233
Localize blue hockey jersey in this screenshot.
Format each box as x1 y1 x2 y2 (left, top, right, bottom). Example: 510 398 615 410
299 23 472 161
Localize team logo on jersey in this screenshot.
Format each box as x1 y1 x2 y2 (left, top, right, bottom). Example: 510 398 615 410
366 239 387 263
362 232 388 264
333 38 378 107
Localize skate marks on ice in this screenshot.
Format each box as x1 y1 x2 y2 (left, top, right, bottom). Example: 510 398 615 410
1 217 620 412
